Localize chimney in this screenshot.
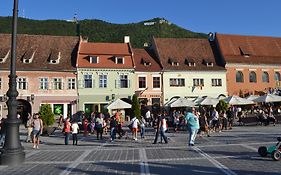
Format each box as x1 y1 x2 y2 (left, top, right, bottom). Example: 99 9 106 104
124 36 130 43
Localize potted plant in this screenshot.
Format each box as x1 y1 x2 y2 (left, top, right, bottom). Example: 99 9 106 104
39 104 56 136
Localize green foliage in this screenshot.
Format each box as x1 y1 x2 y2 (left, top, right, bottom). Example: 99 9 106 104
39 104 55 126
216 100 229 113
131 95 141 119
0 17 207 48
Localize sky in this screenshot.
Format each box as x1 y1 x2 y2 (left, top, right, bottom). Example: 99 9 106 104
1 0 281 37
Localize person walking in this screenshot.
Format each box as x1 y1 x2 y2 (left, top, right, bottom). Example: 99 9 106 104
95 113 104 140
63 118 71 145
25 113 33 143
32 113 43 149
130 116 140 141
140 116 146 139
153 111 168 144
0 118 6 146
71 121 79 145
110 114 118 142
185 108 200 146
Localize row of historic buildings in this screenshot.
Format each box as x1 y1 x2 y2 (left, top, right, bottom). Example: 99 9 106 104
1 33 281 120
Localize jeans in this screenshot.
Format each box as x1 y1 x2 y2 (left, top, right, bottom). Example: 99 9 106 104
188 127 198 145
0 134 5 146
140 126 145 138
160 129 168 143
65 132 70 145
110 128 116 141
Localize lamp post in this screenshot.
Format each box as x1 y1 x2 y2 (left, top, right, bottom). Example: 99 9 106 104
0 0 25 165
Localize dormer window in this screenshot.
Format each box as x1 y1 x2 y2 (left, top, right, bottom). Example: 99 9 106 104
89 56 99 64
185 58 196 67
168 58 179 66
22 51 35 64
239 47 251 57
141 58 151 66
48 50 61 64
203 59 213 67
115 57 124 64
0 50 10 64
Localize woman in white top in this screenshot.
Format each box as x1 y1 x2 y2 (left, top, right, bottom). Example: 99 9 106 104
131 117 139 141
71 122 79 145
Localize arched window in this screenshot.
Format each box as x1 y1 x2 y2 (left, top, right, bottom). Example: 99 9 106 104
236 71 244 83
274 72 281 81
262 72 269 83
249 71 257 83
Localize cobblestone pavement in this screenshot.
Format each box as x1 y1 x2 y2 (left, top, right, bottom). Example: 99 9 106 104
0 125 281 175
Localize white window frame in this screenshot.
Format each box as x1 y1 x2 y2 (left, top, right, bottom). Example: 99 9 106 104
120 74 129 88
115 57 124 64
39 77 49 90
90 56 99 64
17 77 28 90
169 78 185 87
193 78 204 87
67 78 76 90
53 78 63 90
84 74 93 88
211 78 222 87
99 74 107 88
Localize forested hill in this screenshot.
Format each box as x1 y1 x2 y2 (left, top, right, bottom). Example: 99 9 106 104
0 16 207 48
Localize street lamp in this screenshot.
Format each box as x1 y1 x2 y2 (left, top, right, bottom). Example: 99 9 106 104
0 0 25 165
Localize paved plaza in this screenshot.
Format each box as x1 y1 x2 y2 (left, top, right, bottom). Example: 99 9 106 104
0 125 281 175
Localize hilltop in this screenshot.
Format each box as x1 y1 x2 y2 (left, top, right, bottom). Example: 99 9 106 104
0 17 207 48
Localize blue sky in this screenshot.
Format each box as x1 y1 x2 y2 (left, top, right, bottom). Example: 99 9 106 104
1 0 281 37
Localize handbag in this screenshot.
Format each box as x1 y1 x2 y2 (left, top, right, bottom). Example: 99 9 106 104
128 118 136 130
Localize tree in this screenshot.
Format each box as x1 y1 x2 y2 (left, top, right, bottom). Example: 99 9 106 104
216 100 229 113
131 95 141 119
39 104 55 127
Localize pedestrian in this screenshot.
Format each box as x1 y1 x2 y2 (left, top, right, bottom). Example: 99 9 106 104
153 111 168 144
185 108 200 146
71 121 79 145
160 113 168 143
95 113 104 140
140 116 146 139
83 117 89 136
145 110 151 126
130 116 140 141
109 114 118 142
0 118 6 146
25 113 33 143
32 113 43 149
63 118 71 145
198 109 210 137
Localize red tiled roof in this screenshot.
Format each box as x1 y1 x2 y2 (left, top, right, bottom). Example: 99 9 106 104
133 48 162 72
216 33 281 64
77 41 134 69
153 38 224 71
0 34 79 71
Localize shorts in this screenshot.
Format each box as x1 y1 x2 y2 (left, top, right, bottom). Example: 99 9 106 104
132 128 138 132
33 130 40 137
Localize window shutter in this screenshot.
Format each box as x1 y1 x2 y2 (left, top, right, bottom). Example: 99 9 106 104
128 79 131 88
92 79 95 88
78 80 84 89
115 80 120 88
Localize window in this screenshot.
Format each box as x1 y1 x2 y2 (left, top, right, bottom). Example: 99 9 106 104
153 77 161 88
0 77 2 89
211 79 222 87
84 74 93 88
249 71 257 83
116 57 124 64
193 78 204 86
262 72 269 83
236 71 244 83
138 76 146 89
53 78 63 90
120 75 129 88
99 74 107 88
90 56 98 64
275 72 281 81
39 78 48 90
67 78 76 89
18 77 28 90
53 104 64 115
169 78 185 87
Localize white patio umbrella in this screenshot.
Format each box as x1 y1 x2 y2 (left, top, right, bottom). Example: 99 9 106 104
253 94 281 103
105 99 132 110
170 98 196 107
198 96 219 106
223 95 254 105
245 95 259 101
